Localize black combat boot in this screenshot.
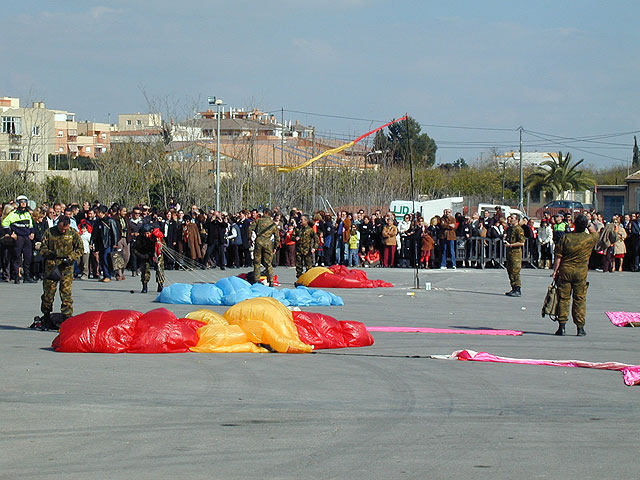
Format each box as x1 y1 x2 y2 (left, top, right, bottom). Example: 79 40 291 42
576 326 586 336
504 288 515 296
506 287 521 297
157 283 163 293
141 283 148 293
555 323 566 336
40 312 52 331
14 277 20 284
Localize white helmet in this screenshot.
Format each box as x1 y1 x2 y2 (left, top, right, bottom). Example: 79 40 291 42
16 195 28 202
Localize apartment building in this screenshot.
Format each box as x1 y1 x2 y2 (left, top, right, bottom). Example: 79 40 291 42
0 97 54 174
54 114 111 158
118 113 162 131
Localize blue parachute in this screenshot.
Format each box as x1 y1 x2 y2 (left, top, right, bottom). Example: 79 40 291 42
156 277 344 307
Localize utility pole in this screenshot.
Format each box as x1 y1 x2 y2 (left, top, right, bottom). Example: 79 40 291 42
405 114 419 290
312 127 316 212
280 107 285 205
518 126 524 211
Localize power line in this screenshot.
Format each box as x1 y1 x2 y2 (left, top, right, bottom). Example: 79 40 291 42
523 130 631 164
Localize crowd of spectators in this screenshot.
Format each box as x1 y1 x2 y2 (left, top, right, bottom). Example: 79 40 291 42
1 196 638 283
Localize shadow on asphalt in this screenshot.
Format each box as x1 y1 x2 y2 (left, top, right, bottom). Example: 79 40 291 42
0 325 32 331
448 324 554 335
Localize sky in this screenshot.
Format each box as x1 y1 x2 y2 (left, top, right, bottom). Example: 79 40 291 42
3 0 640 168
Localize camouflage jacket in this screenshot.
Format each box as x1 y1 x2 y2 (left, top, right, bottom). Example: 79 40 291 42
506 225 525 255
40 226 84 263
294 225 318 254
249 217 278 248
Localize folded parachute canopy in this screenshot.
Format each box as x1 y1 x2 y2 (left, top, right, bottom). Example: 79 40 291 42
51 298 374 354
297 265 393 288
605 311 640 327
156 275 344 306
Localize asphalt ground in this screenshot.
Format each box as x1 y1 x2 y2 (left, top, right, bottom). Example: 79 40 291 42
1 264 639 479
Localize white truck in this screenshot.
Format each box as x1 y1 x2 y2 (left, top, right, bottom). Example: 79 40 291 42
477 203 524 219
390 197 464 222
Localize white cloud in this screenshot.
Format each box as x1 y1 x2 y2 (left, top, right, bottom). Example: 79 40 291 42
89 6 123 19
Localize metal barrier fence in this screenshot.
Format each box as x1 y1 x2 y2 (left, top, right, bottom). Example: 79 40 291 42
456 237 535 269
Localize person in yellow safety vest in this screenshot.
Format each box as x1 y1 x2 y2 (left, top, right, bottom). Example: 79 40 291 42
1 195 36 284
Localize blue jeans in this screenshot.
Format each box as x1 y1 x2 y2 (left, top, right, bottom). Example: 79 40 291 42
99 246 113 279
347 248 359 267
335 238 345 265
441 240 456 268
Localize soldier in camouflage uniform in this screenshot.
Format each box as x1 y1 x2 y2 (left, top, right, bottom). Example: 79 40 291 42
248 209 278 286
504 214 525 297
132 223 165 293
295 215 319 278
552 214 598 336
39 216 84 327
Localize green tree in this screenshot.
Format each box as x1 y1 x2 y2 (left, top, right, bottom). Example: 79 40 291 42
44 176 74 204
371 130 391 164
526 151 594 199
633 136 639 169
387 117 437 167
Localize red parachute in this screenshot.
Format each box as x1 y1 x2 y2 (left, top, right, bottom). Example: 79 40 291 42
51 299 373 353
297 265 393 288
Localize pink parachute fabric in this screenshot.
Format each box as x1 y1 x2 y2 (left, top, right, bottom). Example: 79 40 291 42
605 311 640 327
367 326 523 336
442 349 640 386
52 308 205 353
292 311 374 349
309 265 393 288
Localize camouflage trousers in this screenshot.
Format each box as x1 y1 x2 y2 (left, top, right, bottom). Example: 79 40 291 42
295 251 314 278
505 252 522 288
557 270 589 326
41 265 74 317
253 243 274 284
141 255 165 285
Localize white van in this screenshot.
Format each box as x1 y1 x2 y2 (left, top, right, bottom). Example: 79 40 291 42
390 197 464 222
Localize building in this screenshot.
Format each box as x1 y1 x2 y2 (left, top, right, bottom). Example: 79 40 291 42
54 114 111 158
0 97 54 174
118 113 162 131
595 170 640 220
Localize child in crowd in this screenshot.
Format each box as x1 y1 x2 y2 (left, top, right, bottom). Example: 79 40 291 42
79 224 91 279
346 225 360 266
283 223 296 267
358 246 367 266
420 229 434 269
362 244 381 267
315 232 325 266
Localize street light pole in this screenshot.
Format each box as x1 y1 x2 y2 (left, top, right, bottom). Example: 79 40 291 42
216 100 222 212
207 96 223 211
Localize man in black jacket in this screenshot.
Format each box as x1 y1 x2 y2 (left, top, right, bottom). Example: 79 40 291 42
203 212 227 269
90 206 119 282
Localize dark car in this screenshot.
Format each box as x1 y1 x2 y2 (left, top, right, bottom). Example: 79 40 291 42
535 200 585 219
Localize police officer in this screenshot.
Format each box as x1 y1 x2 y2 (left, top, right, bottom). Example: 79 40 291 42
248 209 278 286
504 213 525 297
39 216 84 329
552 214 598 336
132 223 165 293
1 195 36 283
294 215 318 278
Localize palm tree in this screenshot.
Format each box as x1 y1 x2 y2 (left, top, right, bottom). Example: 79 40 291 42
526 151 594 200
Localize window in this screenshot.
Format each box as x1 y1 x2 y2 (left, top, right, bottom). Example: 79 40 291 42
101 147 106 153
32 153 40 163
32 125 41 136
58 147 64 152
126 119 132 125
2 116 22 135
85 146 91 153
101 133 106 139
57 130 64 137
136 120 142 126
9 150 21 160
